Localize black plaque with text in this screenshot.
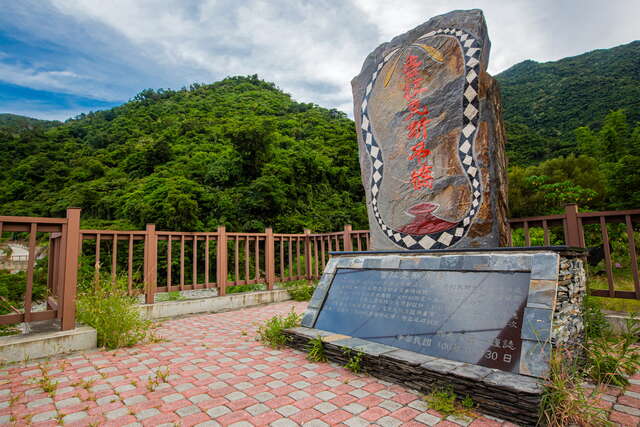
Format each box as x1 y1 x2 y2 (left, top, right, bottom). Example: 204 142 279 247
314 268 530 373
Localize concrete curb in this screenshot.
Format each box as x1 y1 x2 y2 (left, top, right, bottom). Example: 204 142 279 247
0 326 97 364
136 289 292 320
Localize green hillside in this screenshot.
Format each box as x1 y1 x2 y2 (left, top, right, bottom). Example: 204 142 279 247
0 113 61 133
496 40 640 165
0 76 366 232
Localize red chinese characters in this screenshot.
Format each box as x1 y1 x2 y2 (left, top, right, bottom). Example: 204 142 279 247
411 165 434 190
402 55 433 191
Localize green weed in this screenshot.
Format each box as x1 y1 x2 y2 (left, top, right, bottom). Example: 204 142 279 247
256 308 301 348
37 365 58 396
461 395 475 410
307 336 327 363
424 386 476 417
227 283 265 294
156 367 170 383
76 276 153 349
583 296 611 340
425 386 456 415
279 280 316 301
342 348 364 374
156 291 184 301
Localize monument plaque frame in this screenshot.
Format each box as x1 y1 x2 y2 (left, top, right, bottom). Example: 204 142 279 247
301 248 562 378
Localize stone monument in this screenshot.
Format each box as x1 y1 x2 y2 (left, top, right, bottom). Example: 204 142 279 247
352 9 508 250
285 10 588 426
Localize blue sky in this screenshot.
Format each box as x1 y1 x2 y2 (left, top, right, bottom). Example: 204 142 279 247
1 0 638 121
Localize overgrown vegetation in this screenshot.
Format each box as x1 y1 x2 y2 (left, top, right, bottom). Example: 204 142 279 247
76 277 153 349
307 336 327 363
539 350 609 426
424 385 474 417
256 307 300 348
583 299 640 387
540 298 640 425
279 279 316 301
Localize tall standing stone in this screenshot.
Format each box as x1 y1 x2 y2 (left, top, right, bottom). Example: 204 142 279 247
352 9 508 250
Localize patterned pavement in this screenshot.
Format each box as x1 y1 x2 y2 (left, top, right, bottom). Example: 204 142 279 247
1 301 639 426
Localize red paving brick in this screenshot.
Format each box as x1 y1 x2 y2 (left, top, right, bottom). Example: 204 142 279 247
0 300 633 426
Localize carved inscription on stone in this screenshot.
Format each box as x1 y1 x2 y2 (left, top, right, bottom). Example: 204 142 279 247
314 268 530 373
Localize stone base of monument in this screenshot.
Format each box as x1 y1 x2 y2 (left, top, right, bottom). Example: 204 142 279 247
285 248 587 426
284 327 542 425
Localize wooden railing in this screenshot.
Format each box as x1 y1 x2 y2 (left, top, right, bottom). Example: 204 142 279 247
5 205 637 332
76 225 371 303
509 204 640 300
0 209 80 330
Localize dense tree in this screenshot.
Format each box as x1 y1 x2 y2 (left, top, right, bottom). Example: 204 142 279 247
0 76 367 232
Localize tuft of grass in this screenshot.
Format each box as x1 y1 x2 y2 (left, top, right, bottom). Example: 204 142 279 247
156 291 184 302
425 386 457 415
256 308 301 348
76 277 153 349
0 324 20 337
581 297 640 387
307 336 327 363
227 283 266 294
279 280 317 301
461 395 475 410
586 312 640 387
156 367 170 383
146 375 160 392
37 364 58 397
424 386 475 417
342 348 364 374
583 296 611 340
539 350 609 426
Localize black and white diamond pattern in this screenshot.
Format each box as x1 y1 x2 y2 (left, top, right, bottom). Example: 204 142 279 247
361 27 484 250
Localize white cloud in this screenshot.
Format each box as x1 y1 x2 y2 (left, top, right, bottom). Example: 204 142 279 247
2 0 639 119
0 62 123 101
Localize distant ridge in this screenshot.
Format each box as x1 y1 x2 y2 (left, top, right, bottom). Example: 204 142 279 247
495 40 640 164
0 113 61 133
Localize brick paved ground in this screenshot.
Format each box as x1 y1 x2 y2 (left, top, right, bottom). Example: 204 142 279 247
1 301 639 426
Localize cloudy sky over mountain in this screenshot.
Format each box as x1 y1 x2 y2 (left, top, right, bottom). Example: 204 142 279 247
1 0 638 120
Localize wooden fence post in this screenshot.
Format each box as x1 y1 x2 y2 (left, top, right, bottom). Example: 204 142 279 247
61 208 81 331
304 229 312 279
144 224 157 304
217 226 228 296
343 225 353 252
564 204 584 247
265 228 275 290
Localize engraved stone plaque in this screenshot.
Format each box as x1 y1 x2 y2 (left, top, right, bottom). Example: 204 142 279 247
314 268 530 373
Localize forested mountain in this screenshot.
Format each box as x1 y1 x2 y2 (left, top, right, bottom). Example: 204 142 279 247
1 41 639 227
0 114 60 133
0 76 366 232
495 40 640 165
